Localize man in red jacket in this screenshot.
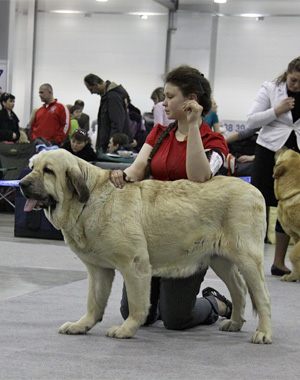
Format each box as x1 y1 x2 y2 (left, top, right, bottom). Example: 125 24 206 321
30 83 70 146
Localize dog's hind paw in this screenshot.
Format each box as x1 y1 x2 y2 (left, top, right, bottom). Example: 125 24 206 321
251 330 272 344
280 272 299 282
219 319 242 332
106 325 135 339
58 321 90 335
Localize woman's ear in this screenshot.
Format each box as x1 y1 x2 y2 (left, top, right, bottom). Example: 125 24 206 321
189 93 198 101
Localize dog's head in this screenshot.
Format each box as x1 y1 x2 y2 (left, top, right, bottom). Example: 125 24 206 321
273 147 300 200
19 149 90 229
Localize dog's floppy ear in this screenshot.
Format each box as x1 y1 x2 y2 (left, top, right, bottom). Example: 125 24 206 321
273 162 286 179
66 166 90 203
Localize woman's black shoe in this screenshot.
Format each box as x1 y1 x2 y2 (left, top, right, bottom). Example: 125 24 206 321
271 265 291 276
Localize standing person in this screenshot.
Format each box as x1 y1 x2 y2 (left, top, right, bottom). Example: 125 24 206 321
204 98 220 133
110 65 231 331
68 105 82 139
30 83 70 146
247 56 300 276
74 99 90 131
62 129 97 162
0 92 20 142
151 86 174 127
84 74 133 153
125 96 146 152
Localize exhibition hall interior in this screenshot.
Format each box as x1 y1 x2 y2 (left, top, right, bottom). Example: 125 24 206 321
0 1 300 379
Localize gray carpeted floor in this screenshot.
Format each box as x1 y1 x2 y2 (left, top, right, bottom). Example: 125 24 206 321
0 213 299 380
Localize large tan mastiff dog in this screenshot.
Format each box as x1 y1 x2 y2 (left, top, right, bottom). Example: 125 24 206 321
19 149 272 343
273 146 300 282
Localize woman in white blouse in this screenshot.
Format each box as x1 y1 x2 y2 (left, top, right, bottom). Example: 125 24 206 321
247 56 300 276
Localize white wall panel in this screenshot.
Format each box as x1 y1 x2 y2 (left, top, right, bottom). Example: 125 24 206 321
214 16 300 123
169 12 213 76
11 5 300 130
13 12 168 127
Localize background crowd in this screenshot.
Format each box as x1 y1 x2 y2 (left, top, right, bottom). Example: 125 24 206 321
1 57 300 279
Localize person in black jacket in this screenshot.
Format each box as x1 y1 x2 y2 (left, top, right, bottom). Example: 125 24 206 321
84 74 133 153
62 129 97 162
0 92 21 142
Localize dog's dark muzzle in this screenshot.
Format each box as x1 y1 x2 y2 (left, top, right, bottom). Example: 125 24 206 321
19 178 57 211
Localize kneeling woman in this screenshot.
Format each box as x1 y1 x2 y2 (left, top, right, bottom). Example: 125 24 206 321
110 65 231 330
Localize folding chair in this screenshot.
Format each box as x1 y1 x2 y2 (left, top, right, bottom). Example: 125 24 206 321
0 167 19 209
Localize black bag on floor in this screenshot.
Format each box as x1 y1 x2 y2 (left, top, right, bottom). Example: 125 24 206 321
14 168 64 240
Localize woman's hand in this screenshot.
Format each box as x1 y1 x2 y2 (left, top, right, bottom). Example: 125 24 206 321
110 170 131 189
183 100 203 126
275 97 295 116
237 155 255 163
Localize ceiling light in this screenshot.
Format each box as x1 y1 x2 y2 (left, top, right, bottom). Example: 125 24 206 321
129 12 164 17
51 10 84 14
96 0 108 2
240 13 264 18
214 0 227 3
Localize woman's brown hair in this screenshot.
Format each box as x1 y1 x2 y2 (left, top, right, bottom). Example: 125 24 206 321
276 56 300 85
71 129 91 144
165 65 212 118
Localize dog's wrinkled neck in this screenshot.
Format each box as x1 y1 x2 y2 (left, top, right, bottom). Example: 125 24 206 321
277 190 300 201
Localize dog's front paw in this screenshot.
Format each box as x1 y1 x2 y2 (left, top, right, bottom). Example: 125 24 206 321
280 272 299 282
219 319 242 332
106 325 135 339
252 330 272 344
58 321 90 335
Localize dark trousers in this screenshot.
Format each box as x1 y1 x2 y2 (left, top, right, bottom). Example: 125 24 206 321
120 270 219 330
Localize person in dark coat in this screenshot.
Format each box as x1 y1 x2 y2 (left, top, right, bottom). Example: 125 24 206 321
62 128 97 162
0 92 20 142
126 97 146 152
84 74 133 153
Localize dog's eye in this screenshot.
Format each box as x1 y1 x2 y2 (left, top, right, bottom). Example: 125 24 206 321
43 167 54 175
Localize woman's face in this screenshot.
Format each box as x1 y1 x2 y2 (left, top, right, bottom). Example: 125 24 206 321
211 99 218 111
163 83 189 120
3 98 15 112
71 138 87 153
286 70 300 93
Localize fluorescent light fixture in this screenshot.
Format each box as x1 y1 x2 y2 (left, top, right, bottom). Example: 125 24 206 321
51 10 83 14
240 13 264 18
214 0 227 3
128 12 165 16
96 0 108 2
